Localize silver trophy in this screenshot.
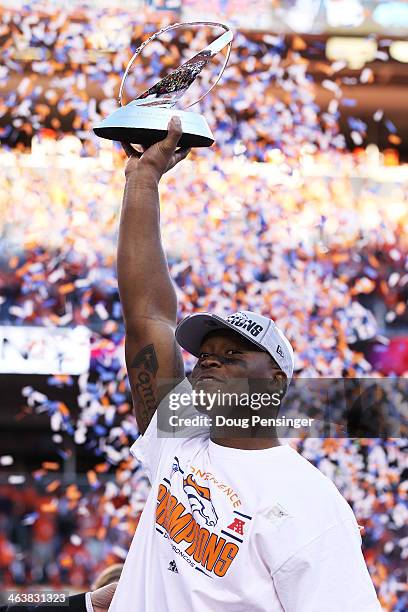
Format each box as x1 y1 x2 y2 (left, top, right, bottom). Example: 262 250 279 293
93 22 233 148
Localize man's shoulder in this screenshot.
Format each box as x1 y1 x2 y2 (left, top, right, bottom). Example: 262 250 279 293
267 445 354 522
258 447 357 572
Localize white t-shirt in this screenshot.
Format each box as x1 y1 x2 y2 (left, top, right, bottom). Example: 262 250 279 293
109 380 381 612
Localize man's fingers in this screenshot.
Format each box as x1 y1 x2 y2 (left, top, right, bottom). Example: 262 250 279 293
122 117 181 161
121 141 143 158
106 581 118 597
173 147 191 165
121 141 136 157
159 116 183 153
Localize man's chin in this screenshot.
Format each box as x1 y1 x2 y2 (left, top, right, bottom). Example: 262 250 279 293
195 404 212 415
192 379 224 413
192 379 223 393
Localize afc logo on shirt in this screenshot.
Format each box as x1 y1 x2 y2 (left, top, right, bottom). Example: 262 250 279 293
227 518 245 536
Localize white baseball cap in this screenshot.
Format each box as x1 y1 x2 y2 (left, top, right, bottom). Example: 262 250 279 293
175 310 294 380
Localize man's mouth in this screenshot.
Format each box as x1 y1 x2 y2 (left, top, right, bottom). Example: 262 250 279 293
195 374 223 383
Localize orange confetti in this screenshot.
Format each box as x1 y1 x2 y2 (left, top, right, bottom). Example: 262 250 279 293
58 402 70 416
380 280 389 296
87 470 98 486
95 463 109 473
58 283 75 295
40 500 58 513
66 484 81 501
97 526 106 540
322 439 340 453
118 403 130 415
8 255 19 269
60 556 73 568
110 516 120 528
383 149 399 166
53 375 71 384
46 480 61 493
314 61 333 76
292 35 307 51
388 134 401 145
23 240 38 251
103 321 118 334
42 462 60 471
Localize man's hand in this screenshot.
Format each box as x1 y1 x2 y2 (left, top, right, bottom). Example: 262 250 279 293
122 116 191 182
90 581 117 612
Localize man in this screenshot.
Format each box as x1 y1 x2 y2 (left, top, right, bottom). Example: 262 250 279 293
0 582 116 612
110 117 381 610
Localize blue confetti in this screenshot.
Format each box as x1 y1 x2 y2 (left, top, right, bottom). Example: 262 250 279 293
384 119 397 133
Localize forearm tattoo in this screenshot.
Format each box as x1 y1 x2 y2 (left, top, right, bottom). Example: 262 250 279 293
131 344 159 430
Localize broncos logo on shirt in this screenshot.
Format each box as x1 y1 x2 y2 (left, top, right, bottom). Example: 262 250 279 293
183 473 218 527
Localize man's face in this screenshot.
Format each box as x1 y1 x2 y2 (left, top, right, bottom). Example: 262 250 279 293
190 329 281 404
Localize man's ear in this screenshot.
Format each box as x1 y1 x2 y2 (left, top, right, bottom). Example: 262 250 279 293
266 370 287 398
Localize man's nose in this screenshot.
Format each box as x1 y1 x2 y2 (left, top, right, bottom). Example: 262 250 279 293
200 354 223 368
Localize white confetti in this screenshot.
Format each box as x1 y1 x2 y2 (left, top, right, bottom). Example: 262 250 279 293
385 311 396 323
322 79 342 96
360 68 373 83
390 249 401 261
328 99 339 115
95 302 109 320
74 427 87 444
8 475 26 485
0 455 14 466
389 273 400 288
51 411 62 432
350 131 363 145
21 513 39 526
112 546 128 560
330 60 347 73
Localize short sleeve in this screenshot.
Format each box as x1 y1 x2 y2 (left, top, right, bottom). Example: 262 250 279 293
131 408 183 483
130 378 209 483
273 518 382 612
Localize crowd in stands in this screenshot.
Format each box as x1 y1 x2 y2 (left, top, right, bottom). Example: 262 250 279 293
1 152 407 374
0 4 407 611
0 3 401 159
0 479 135 591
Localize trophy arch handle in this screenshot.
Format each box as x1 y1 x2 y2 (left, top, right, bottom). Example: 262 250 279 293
118 22 233 109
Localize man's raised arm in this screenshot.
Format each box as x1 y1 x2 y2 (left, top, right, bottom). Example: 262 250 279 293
117 117 190 433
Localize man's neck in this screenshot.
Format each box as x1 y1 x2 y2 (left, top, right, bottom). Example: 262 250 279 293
209 433 281 450
204 405 281 449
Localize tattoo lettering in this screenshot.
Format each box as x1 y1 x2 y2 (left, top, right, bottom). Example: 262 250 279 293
131 344 159 430
131 343 159 374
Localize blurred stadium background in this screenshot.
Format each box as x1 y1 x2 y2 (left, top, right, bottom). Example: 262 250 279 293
0 1 407 610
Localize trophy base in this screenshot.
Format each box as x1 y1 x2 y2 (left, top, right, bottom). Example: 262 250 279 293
93 104 214 148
